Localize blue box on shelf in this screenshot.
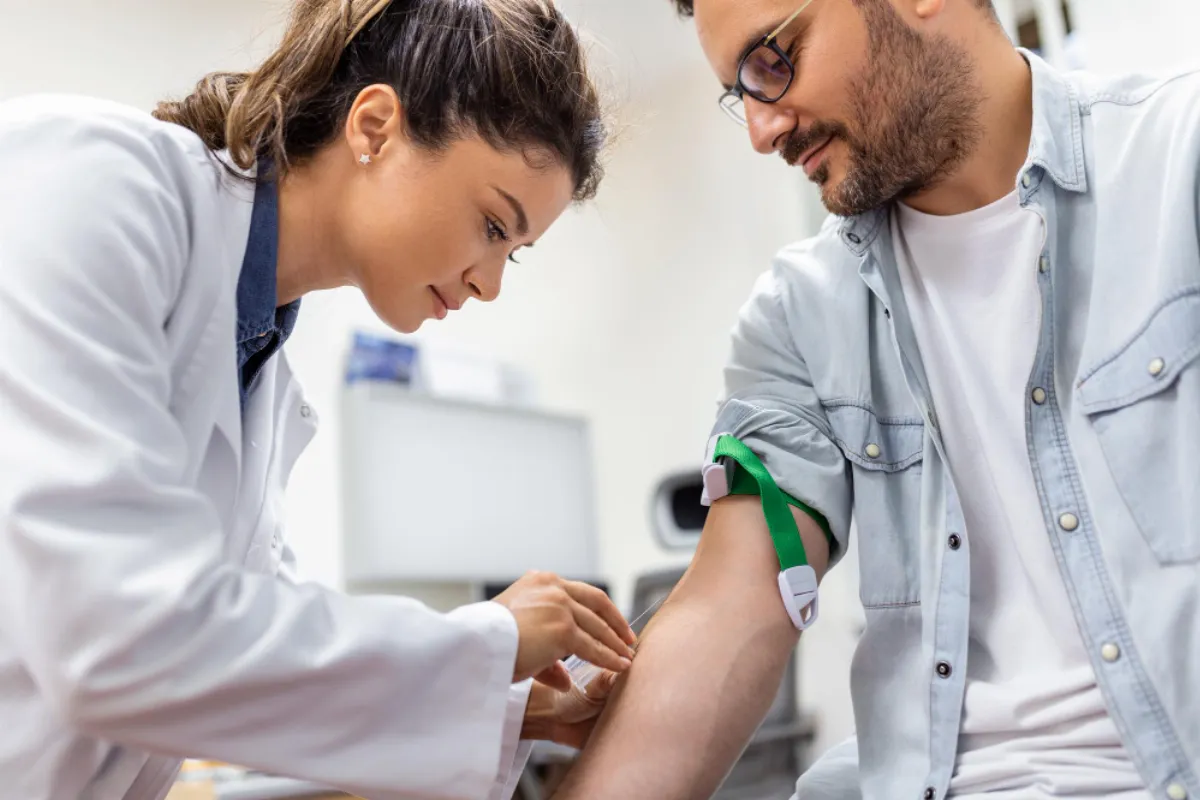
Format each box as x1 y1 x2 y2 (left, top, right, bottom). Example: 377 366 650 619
344 331 419 386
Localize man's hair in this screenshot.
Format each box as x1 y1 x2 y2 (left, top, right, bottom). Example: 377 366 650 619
669 0 994 19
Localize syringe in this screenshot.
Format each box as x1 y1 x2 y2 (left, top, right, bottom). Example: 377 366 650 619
563 596 665 690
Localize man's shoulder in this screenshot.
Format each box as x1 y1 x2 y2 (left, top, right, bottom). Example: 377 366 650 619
735 214 870 345
1069 67 1200 197
1073 66 1200 133
764 215 864 298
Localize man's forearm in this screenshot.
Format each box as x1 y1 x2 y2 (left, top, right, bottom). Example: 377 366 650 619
553 497 827 799
552 597 797 797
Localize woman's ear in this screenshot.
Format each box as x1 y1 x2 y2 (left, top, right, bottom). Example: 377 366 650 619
344 83 404 163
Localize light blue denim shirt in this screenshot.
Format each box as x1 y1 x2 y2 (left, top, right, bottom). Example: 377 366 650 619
713 51 1200 800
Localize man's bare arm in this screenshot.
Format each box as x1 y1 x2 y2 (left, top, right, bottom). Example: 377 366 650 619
552 495 831 799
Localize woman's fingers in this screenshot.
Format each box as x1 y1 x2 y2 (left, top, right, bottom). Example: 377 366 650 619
568 624 632 674
569 598 636 667
562 580 636 645
535 662 573 693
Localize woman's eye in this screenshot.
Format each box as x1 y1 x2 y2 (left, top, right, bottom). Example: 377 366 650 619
486 218 510 243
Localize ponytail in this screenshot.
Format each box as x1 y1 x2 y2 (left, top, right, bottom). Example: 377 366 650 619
154 0 606 201
154 0 391 171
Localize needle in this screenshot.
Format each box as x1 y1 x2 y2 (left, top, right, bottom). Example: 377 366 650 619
628 596 667 654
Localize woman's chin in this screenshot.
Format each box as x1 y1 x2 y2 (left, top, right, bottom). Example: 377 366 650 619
368 299 426 335
392 317 425 334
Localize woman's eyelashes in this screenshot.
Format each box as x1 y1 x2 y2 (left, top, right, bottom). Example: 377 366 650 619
486 216 521 263
485 216 510 243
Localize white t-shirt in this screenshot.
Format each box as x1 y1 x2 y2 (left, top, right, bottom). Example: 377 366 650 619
892 191 1148 798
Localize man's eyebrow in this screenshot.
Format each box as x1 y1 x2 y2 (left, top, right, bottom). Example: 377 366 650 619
492 185 529 237
721 21 782 91
721 2 813 91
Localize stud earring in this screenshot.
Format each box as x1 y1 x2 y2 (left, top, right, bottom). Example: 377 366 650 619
358 153 372 166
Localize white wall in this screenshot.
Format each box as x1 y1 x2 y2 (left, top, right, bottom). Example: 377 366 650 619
1066 0 1200 74
0 0 286 105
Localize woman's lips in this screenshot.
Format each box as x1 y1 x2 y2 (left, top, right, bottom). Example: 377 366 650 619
430 287 448 320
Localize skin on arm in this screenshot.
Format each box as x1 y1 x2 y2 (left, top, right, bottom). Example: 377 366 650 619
552 494 831 799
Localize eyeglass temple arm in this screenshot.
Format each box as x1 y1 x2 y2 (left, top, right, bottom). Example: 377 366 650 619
765 0 816 44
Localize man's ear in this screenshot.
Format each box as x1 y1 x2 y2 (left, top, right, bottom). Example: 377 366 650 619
913 0 948 22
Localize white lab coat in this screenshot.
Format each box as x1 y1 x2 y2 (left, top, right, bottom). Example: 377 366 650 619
0 95 531 800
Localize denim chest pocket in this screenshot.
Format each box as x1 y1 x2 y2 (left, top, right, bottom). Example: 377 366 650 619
824 402 925 608
1077 287 1200 565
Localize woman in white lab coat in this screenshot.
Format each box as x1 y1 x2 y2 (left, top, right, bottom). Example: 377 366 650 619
0 1 635 798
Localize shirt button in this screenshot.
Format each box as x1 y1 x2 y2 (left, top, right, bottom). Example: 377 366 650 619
948 534 962 550
924 787 936 800
1148 357 1166 377
1031 387 1047 405
865 443 882 459
300 404 313 419
1058 512 1080 532
1021 173 1032 188
1100 642 1121 662
936 661 952 678
846 232 862 244
1167 783 1187 800
1038 255 1049 273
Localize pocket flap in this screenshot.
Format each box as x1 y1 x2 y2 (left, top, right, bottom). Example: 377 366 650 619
824 403 924 471
1077 288 1200 415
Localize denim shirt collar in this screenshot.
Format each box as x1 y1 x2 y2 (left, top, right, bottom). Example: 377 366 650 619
235 163 301 406
837 48 1088 256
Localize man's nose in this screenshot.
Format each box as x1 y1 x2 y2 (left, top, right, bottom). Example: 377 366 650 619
745 96 796 155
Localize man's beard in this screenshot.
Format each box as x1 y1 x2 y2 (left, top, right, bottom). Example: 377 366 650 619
784 0 983 217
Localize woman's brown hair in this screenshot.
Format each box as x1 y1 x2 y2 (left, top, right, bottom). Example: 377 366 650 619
154 0 605 200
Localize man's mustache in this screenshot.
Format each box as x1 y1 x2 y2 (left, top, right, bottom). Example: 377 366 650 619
781 121 849 166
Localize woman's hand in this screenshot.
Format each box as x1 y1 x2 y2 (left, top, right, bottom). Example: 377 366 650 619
521 670 619 749
493 571 635 685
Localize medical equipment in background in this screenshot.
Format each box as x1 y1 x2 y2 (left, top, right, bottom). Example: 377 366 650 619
344 331 419 387
345 329 539 407
340 381 601 605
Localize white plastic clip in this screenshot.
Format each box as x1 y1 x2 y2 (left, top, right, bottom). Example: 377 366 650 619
701 433 733 506
778 565 819 630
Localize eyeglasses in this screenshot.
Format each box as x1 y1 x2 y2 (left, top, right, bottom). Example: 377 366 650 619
718 0 816 127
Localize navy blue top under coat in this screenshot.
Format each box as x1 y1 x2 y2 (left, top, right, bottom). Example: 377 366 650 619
235 167 301 408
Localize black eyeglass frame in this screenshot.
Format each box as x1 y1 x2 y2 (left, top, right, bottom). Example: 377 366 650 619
718 0 814 126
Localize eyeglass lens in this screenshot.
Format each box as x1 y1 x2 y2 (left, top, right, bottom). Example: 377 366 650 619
719 92 745 124
740 44 792 102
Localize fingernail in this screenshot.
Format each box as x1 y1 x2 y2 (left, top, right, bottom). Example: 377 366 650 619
627 646 636 658
619 657 632 669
